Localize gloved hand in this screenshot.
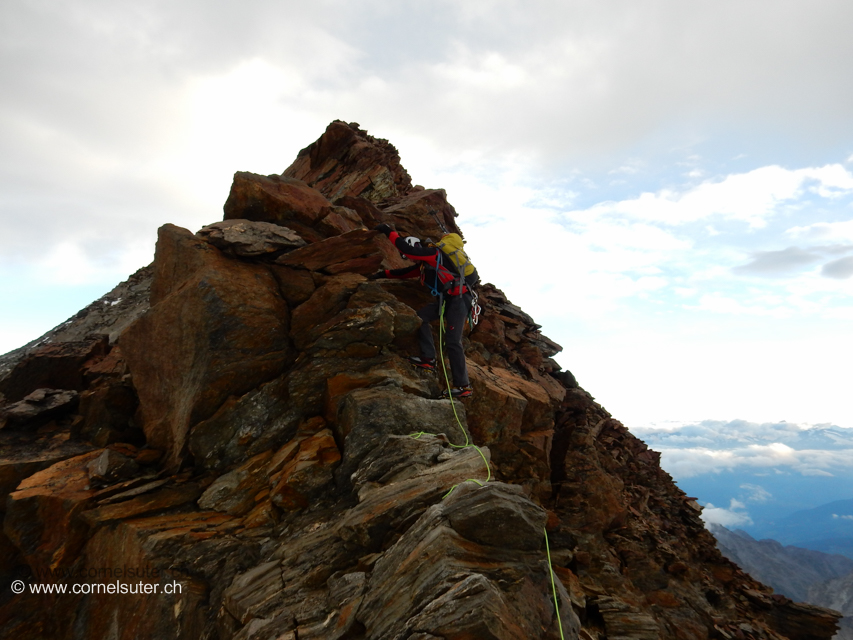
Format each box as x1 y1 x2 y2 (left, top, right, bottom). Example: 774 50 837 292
366 271 385 280
374 223 393 236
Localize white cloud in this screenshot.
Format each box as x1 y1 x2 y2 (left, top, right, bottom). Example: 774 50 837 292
402 157 692 321
635 421 853 479
702 499 753 527
739 484 772 503
571 165 853 228
693 292 792 317
786 220 853 243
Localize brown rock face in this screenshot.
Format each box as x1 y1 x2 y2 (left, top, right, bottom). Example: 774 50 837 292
4 451 101 572
0 122 841 640
121 224 293 468
223 173 337 242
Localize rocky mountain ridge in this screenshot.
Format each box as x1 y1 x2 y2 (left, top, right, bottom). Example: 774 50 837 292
0 120 842 639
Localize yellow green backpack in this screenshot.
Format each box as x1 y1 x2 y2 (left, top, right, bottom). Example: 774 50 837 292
436 233 476 278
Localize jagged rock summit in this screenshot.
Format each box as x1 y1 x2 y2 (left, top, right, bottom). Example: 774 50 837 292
0 121 842 639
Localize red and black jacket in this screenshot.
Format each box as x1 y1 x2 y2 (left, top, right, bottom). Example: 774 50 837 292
381 231 478 296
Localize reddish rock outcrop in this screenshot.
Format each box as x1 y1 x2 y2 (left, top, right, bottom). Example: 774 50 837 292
0 122 841 640
284 120 413 203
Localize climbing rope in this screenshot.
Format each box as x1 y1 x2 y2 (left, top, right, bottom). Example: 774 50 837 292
409 296 565 636
410 296 490 497
545 527 566 640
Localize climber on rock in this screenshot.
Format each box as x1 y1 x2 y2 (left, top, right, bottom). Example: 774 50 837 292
369 223 479 399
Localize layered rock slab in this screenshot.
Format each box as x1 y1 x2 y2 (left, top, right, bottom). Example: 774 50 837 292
358 482 579 640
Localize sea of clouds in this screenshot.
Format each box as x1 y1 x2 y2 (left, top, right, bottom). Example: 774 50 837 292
631 420 853 531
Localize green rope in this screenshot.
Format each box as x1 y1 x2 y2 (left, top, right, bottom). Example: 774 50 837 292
408 297 490 497
544 527 566 640
435 298 490 496
412 298 565 637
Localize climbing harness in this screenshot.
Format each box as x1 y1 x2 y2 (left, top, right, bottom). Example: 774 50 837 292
422 253 447 298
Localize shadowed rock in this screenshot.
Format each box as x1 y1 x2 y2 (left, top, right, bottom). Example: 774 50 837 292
0 388 79 429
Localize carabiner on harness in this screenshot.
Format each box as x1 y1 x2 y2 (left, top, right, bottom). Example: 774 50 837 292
469 289 482 326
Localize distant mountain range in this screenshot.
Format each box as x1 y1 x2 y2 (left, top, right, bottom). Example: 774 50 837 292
633 420 853 555
757 499 853 557
710 523 853 639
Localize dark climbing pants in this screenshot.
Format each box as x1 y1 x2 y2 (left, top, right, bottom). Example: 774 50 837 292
417 293 473 387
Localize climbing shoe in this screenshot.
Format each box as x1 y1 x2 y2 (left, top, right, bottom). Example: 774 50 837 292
442 386 473 399
407 356 436 371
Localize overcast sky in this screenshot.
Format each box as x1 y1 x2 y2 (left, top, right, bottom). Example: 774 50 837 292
2 1 853 437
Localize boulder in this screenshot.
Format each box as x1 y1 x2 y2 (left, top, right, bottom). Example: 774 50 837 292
219 438 494 638
337 443 492 549
269 265 316 305
334 387 470 488
289 273 365 347
308 304 396 356
269 429 341 511
357 483 579 640
442 482 547 551
86 448 139 483
198 451 274 517
189 374 299 472
0 434 94 580
380 187 463 238
121 224 293 469
82 481 204 526
74 377 140 446
222 173 334 243
275 228 409 275
197 219 307 257
349 434 448 493
73 508 257 640
0 388 79 429
334 194 383 228
323 358 432 423
347 280 423 339
197 426 340 516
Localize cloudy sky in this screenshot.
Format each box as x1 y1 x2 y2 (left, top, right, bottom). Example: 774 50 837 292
633 420 853 533
3 1 853 440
